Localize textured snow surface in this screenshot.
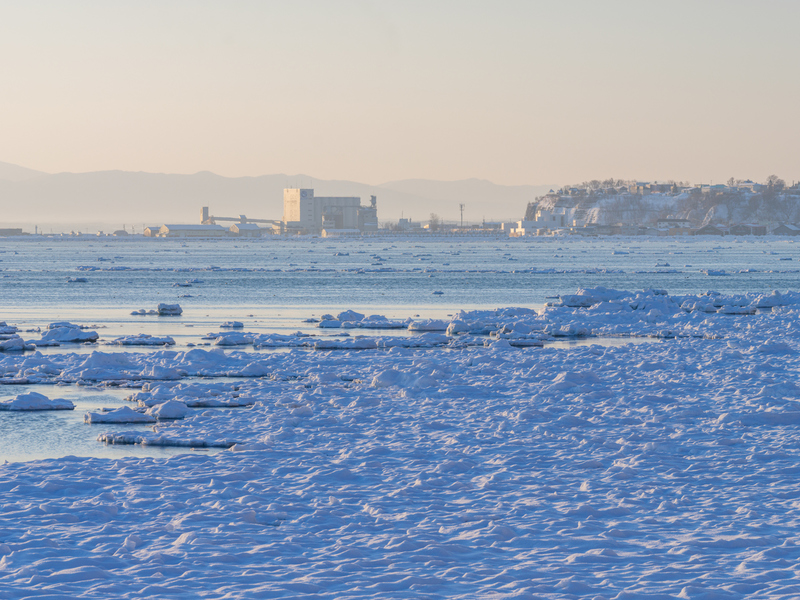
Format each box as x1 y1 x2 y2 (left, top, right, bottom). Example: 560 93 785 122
4 291 800 597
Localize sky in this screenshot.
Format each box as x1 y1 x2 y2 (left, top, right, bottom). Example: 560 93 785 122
1 0 800 187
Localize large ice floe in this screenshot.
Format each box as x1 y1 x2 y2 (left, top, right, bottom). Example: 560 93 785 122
7 288 800 597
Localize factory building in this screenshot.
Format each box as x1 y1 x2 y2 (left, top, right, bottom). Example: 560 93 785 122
283 189 378 234
229 223 263 237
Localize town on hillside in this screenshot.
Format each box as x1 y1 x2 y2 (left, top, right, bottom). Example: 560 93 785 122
512 176 800 237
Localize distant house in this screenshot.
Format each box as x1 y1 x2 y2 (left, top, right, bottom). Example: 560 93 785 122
647 182 673 193
0 228 24 237
694 224 725 236
229 223 262 237
158 224 228 238
143 226 162 237
112 229 129 236
772 223 800 236
729 224 766 236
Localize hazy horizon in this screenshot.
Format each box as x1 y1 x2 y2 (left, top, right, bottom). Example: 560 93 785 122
3 1 800 192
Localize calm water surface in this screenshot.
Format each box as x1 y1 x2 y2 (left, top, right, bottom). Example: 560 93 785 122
0 235 794 462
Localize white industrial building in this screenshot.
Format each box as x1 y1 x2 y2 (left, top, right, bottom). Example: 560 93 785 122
283 189 378 234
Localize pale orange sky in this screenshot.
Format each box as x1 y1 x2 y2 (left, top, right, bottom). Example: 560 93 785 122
1 0 799 186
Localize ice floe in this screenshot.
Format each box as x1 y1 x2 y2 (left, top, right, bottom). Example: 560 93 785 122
39 326 99 344
84 405 156 424
109 334 175 346
157 303 183 316
0 391 74 411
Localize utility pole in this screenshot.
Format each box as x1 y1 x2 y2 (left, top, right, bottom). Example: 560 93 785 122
459 203 465 229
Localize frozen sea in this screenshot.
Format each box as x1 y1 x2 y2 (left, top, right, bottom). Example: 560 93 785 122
3 235 800 598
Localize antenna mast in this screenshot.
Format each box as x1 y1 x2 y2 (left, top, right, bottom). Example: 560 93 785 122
459 203 465 229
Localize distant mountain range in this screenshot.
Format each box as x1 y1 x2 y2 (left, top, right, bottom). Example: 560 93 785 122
0 161 552 230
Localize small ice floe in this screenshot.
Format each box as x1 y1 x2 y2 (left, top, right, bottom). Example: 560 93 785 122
220 321 244 328
97 431 235 448
359 315 409 329
157 303 183 316
39 326 99 344
0 335 34 352
703 269 728 276
337 310 365 322
0 322 19 336
0 392 74 411
84 406 156 424
110 334 175 346
48 321 84 329
211 332 254 346
408 319 449 332
316 312 409 330
130 309 159 315
67 277 88 283
432 290 444 295
173 281 193 287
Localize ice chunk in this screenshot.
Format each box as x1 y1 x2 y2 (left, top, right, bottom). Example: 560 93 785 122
408 319 449 332
212 332 254 346
0 392 74 411
84 406 156 423
318 319 342 328
0 335 33 352
336 310 365 322
40 327 99 343
146 400 189 419
220 321 244 328
48 321 82 329
110 334 175 346
157 303 183 316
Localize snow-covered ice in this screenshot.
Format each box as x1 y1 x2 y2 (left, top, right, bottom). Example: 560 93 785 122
84 406 156 424
110 334 176 346
39 326 99 344
157 303 183 316
0 392 74 411
6 286 800 597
